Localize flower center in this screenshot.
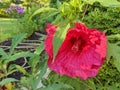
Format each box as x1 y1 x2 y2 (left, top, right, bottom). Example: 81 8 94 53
71 38 86 52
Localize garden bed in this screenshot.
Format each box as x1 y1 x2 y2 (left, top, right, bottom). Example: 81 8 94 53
0 31 45 80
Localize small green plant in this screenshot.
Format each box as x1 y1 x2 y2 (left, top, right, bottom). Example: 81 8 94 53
17 7 38 36
0 34 34 88
19 42 47 90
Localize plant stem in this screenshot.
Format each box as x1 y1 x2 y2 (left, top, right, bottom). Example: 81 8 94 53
94 77 103 87
81 4 88 21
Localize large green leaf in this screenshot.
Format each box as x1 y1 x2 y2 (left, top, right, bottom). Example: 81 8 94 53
83 0 120 7
52 23 70 62
37 84 73 90
10 33 26 54
0 78 18 86
29 7 57 20
107 42 120 72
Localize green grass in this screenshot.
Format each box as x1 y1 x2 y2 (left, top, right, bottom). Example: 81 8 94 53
0 18 20 42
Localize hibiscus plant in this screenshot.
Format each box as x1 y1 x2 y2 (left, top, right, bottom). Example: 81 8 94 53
0 0 120 90
30 0 120 90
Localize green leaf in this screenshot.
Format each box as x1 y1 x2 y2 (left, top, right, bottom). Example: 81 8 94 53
29 74 36 89
30 7 57 20
52 14 62 24
28 54 40 68
107 42 120 72
107 34 120 41
6 52 34 63
40 11 59 21
0 48 8 58
0 78 18 86
34 42 44 55
83 0 120 7
15 65 28 75
37 84 73 90
52 23 70 62
10 33 26 54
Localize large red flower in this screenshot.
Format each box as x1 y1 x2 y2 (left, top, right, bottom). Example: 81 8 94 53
44 22 106 80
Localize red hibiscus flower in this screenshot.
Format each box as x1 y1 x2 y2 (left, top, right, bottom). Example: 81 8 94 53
44 22 106 80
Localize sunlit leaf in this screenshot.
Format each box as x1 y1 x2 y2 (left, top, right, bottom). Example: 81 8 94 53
15 65 28 75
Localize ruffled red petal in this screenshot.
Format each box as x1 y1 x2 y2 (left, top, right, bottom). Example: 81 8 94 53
44 22 107 80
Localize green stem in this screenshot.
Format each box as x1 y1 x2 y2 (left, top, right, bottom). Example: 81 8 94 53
94 77 103 87
81 4 88 21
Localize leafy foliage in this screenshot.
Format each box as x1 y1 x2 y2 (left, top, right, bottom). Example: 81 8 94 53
96 60 120 89
0 34 33 87
17 7 38 36
83 3 120 34
83 0 120 7
42 72 97 90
